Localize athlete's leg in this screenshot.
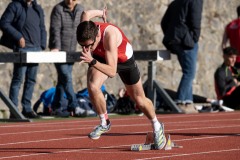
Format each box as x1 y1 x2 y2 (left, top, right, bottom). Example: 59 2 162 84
87 66 108 115
125 79 155 119
125 79 166 150
87 67 111 140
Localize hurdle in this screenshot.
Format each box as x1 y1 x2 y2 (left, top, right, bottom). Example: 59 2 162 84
133 50 181 113
0 50 181 121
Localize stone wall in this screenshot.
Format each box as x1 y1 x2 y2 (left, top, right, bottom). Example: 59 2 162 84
0 0 239 111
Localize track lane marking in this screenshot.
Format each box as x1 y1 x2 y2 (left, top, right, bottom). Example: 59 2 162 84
0 112 239 159
0 119 240 136
135 148 240 160
1 112 239 128
0 144 130 160
0 128 239 146
0 139 240 160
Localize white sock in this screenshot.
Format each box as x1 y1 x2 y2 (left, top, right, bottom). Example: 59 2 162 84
99 112 108 126
151 116 161 132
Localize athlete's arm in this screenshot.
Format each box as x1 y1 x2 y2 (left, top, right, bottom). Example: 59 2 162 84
81 9 107 22
102 26 119 76
91 26 119 78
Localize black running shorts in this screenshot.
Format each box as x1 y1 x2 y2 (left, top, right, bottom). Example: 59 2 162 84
93 55 140 85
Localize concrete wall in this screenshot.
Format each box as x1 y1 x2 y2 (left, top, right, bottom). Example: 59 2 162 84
0 0 239 111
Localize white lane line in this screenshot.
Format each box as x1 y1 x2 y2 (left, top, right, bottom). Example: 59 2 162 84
167 124 240 132
0 126 239 146
1 118 239 128
0 112 239 128
0 144 130 160
0 127 93 136
0 126 238 160
173 133 240 142
0 136 86 146
0 137 240 160
135 148 240 160
0 122 240 137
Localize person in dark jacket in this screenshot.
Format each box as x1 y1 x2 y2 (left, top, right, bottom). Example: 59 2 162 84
214 47 240 109
48 0 85 117
161 0 203 114
0 0 47 118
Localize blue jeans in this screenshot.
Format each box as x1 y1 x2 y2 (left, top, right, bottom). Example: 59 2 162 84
9 47 41 113
175 43 198 104
53 63 78 110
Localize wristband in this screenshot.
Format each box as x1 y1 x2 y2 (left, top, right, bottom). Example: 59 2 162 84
90 59 97 66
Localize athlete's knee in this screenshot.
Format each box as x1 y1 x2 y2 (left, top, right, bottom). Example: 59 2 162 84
136 97 153 109
133 96 145 108
88 83 102 95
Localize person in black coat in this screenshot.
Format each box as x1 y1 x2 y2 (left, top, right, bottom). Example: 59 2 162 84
161 0 203 113
0 0 47 119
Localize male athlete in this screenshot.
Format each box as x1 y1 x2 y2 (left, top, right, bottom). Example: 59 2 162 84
76 9 166 149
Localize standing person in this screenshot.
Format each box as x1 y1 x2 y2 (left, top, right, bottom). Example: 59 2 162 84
48 0 85 117
214 47 240 109
161 0 203 113
222 5 240 69
76 9 166 150
0 0 47 118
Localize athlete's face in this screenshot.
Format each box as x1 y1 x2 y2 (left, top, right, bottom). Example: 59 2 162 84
79 39 96 51
78 28 100 51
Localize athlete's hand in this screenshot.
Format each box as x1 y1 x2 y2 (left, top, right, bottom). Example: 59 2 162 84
80 47 94 64
102 6 107 23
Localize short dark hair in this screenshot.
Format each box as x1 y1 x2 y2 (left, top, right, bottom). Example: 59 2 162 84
223 47 238 56
237 5 240 17
76 21 98 43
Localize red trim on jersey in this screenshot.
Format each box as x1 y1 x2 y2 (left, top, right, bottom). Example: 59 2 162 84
93 22 132 63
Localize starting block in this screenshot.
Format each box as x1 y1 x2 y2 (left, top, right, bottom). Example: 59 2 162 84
131 132 183 151
131 132 154 151
164 134 183 150
131 144 155 151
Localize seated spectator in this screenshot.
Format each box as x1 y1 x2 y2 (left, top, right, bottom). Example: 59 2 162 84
33 87 87 117
214 47 240 109
33 86 114 117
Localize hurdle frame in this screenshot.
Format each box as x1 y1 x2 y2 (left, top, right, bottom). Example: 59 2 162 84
0 50 181 122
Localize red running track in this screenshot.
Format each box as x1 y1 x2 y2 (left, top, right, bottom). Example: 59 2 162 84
0 111 240 160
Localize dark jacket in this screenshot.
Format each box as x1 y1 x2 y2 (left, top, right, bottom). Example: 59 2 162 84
214 63 239 99
161 0 203 52
48 1 84 51
0 0 47 50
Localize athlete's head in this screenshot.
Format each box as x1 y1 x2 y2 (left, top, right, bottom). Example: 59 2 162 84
77 21 99 49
